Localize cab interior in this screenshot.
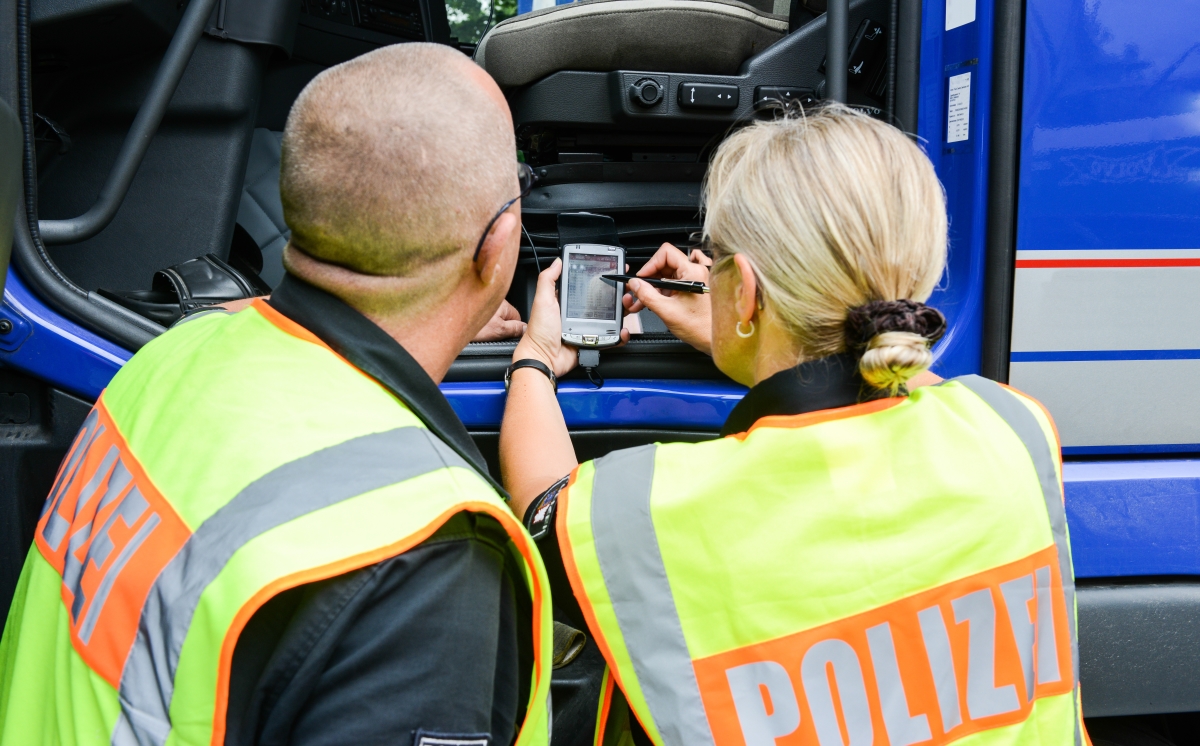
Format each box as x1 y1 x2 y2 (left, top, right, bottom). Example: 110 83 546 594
17 0 918 469
9 4 1200 739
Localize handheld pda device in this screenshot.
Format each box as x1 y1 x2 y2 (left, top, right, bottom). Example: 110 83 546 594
561 243 625 349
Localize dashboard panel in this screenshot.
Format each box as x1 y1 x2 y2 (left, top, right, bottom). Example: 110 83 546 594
300 0 454 47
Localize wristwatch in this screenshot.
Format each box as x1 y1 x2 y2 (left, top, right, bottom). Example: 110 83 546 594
505 359 557 393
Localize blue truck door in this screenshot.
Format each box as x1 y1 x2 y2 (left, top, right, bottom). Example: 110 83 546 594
1007 0 1200 719
1010 0 1200 455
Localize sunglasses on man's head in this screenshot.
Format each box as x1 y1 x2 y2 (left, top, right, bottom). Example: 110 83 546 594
472 162 538 262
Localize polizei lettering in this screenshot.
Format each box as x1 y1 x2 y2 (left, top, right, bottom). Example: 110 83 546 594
694 546 1073 745
35 399 192 687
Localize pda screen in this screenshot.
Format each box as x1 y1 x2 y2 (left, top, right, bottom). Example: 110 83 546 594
565 254 619 321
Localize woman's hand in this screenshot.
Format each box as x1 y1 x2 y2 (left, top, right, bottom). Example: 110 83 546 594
625 243 714 355
473 300 526 342
513 259 582 376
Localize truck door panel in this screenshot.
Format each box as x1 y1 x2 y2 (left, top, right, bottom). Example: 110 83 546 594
1009 0 1200 455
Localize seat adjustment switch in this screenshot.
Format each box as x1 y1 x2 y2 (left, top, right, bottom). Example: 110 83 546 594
629 79 664 107
753 86 817 109
678 82 739 109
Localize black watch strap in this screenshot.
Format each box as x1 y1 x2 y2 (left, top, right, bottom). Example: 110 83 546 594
506 359 557 393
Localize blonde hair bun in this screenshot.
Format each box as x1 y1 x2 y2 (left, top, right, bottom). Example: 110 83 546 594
859 332 934 393
844 299 946 394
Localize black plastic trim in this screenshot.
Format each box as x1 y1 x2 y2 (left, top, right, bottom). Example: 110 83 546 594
206 0 300 55
32 0 181 29
509 0 889 130
531 161 705 186
36 0 221 245
12 205 162 348
893 0 919 134
885 0 896 121
521 181 703 215
446 338 728 382
510 71 616 128
11 0 163 349
1078 580 1200 717
826 0 849 102
297 10 416 47
980 0 1024 382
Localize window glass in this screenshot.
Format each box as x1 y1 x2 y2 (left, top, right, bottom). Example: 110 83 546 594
517 0 575 11
446 0 516 46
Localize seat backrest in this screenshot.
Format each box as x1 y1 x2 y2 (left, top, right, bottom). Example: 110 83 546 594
475 0 789 88
235 129 290 288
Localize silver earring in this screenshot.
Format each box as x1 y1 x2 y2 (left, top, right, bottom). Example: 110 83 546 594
736 320 755 338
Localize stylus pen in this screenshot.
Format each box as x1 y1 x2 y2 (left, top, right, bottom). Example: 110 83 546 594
601 274 710 294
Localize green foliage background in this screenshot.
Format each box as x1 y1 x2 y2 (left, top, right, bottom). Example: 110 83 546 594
445 0 517 45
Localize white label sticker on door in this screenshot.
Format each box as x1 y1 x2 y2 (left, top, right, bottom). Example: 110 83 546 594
945 0 975 30
947 72 971 143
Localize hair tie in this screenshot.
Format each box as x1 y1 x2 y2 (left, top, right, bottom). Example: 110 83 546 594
844 299 946 352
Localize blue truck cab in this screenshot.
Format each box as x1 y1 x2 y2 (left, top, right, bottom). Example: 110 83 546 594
0 0 1197 739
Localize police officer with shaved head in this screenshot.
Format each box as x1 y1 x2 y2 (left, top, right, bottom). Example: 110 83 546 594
0 44 550 746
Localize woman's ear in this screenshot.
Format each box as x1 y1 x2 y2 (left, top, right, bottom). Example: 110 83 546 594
732 254 759 324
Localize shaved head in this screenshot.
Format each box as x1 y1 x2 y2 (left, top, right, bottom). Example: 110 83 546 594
280 44 515 281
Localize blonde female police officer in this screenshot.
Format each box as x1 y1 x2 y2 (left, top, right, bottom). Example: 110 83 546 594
501 105 1087 746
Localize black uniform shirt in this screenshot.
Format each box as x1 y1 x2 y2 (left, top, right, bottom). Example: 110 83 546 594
224 274 530 746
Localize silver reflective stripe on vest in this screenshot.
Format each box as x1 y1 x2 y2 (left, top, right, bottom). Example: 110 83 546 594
589 445 717 746
952 375 1082 745
42 408 102 547
112 426 470 746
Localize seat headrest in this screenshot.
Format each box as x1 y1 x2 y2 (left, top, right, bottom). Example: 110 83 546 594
475 0 789 89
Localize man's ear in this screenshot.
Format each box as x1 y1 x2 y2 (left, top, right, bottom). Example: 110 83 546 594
475 210 521 287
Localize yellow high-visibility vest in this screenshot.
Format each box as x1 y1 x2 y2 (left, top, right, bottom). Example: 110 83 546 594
561 376 1085 746
0 300 552 746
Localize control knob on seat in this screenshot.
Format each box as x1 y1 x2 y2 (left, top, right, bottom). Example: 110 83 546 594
629 79 663 107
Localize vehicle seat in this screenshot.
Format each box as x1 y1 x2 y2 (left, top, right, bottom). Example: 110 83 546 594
475 0 790 88
236 129 289 288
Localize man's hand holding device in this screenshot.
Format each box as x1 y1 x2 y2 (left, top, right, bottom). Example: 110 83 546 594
513 241 715 393
512 258 631 379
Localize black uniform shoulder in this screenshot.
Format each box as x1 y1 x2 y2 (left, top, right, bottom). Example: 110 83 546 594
226 511 528 746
